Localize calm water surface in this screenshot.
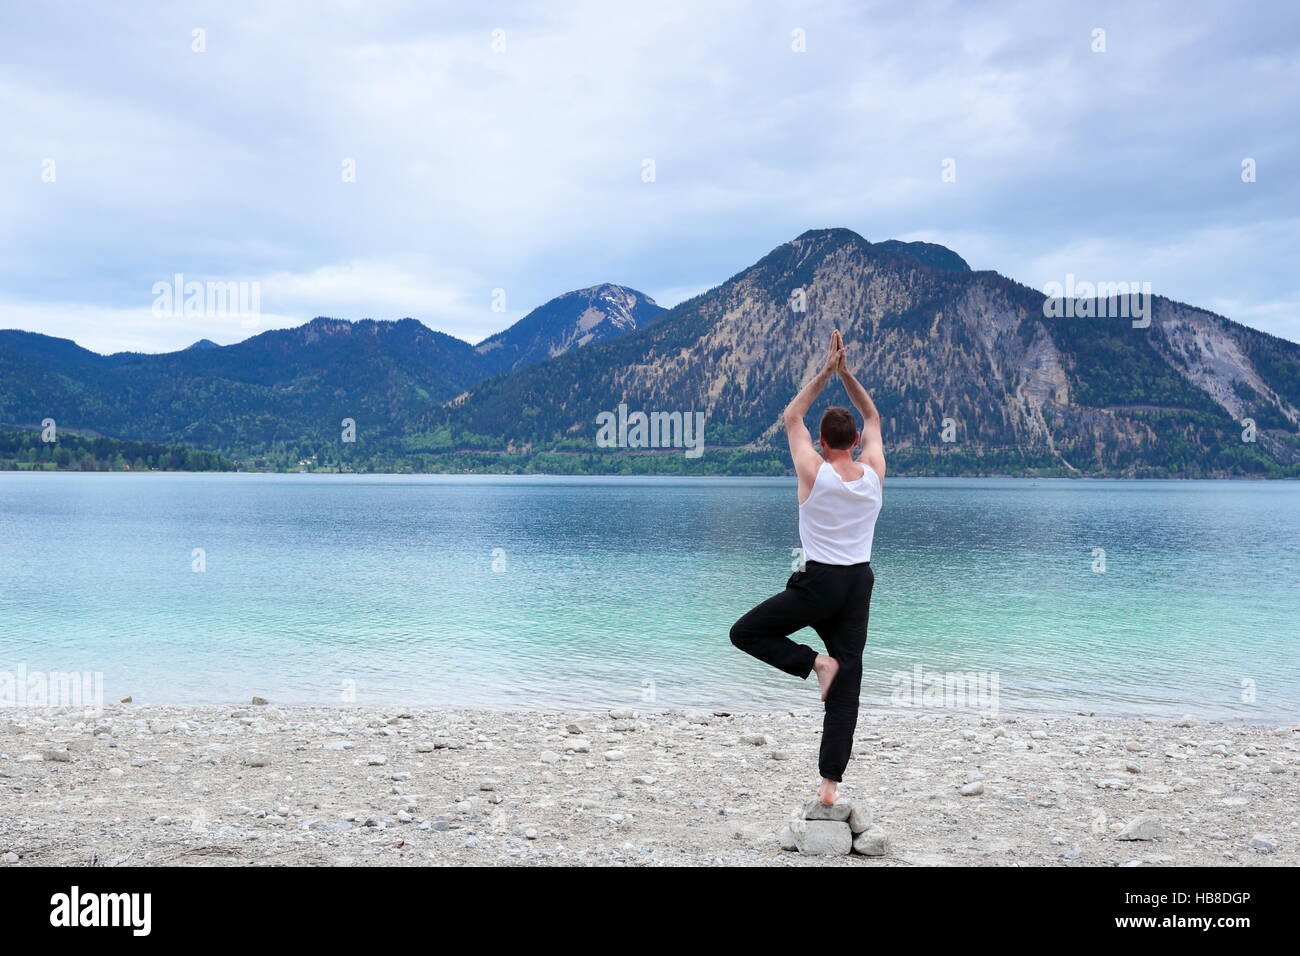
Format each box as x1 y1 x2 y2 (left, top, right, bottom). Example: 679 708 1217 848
0 473 1296 720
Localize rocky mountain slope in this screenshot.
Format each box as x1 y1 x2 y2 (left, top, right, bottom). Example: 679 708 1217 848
438 229 1300 477
473 284 665 375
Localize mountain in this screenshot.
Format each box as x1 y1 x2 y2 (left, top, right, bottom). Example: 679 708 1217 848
3 232 1297 476
473 283 665 375
434 228 1300 477
873 239 970 273
0 285 662 460
0 317 482 454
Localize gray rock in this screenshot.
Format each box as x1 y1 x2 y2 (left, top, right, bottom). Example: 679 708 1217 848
251 696 269 705
1249 834 1276 853
960 781 984 796
852 827 891 856
1174 715 1199 728
794 820 852 856
41 749 72 763
778 825 799 851
848 804 873 834
803 799 852 822
1 851 18 864
1117 815 1164 841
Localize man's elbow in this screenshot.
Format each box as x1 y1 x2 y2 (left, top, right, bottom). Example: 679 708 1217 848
782 409 801 429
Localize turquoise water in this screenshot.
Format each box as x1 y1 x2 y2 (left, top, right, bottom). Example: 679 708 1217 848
0 474 1296 720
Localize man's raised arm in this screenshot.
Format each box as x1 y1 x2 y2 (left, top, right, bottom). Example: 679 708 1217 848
784 330 844 496
837 351 886 482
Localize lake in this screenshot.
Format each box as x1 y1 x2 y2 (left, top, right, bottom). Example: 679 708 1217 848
1 473 1296 720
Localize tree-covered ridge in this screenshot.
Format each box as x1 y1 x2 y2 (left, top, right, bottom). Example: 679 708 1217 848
0 429 234 471
1 228 1297 478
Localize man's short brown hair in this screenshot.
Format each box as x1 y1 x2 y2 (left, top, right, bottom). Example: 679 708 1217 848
819 406 858 450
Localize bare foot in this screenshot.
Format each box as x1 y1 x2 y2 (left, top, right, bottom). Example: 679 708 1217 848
817 777 838 806
812 653 839 701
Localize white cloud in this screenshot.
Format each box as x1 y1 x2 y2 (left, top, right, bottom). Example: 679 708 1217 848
0 0 1297 347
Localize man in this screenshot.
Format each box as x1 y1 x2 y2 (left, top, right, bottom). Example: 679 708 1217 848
730 329 885 805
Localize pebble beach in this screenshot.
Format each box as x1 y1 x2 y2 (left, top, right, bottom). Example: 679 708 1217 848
1 703 1294 867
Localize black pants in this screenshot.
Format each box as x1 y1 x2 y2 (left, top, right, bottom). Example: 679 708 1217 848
729 560 874 782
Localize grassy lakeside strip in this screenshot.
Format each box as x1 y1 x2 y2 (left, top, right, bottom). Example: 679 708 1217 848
268 445 1300 477
7 429 1294 478
0 429 235 472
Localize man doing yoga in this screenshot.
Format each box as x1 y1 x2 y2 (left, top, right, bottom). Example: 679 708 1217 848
729 329 884 805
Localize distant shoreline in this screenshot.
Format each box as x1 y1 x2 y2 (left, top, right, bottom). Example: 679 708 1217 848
3 470 1296 481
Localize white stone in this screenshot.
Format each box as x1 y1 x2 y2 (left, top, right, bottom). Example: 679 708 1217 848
794 820 852 856
852 827 891 856
1117 815 1164 841
803 799 852 822
1249 834 1276 853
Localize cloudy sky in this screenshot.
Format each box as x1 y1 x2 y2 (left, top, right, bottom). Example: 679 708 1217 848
2 0 1298 353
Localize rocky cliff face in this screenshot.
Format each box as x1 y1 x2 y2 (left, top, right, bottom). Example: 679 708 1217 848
473 283 666 375
446 229 1300 476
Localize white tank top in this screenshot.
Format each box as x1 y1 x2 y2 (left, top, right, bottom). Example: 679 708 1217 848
798 461 882 565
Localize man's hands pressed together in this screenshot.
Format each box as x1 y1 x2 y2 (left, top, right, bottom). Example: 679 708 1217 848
783 329 886 499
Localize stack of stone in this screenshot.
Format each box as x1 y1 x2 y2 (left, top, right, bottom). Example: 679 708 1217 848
779 800 890 857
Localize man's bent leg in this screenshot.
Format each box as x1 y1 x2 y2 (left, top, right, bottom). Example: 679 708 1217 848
729 574 821 679
815 565 874 782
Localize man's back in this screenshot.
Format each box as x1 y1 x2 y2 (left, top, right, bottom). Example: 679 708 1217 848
799 461 882 565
